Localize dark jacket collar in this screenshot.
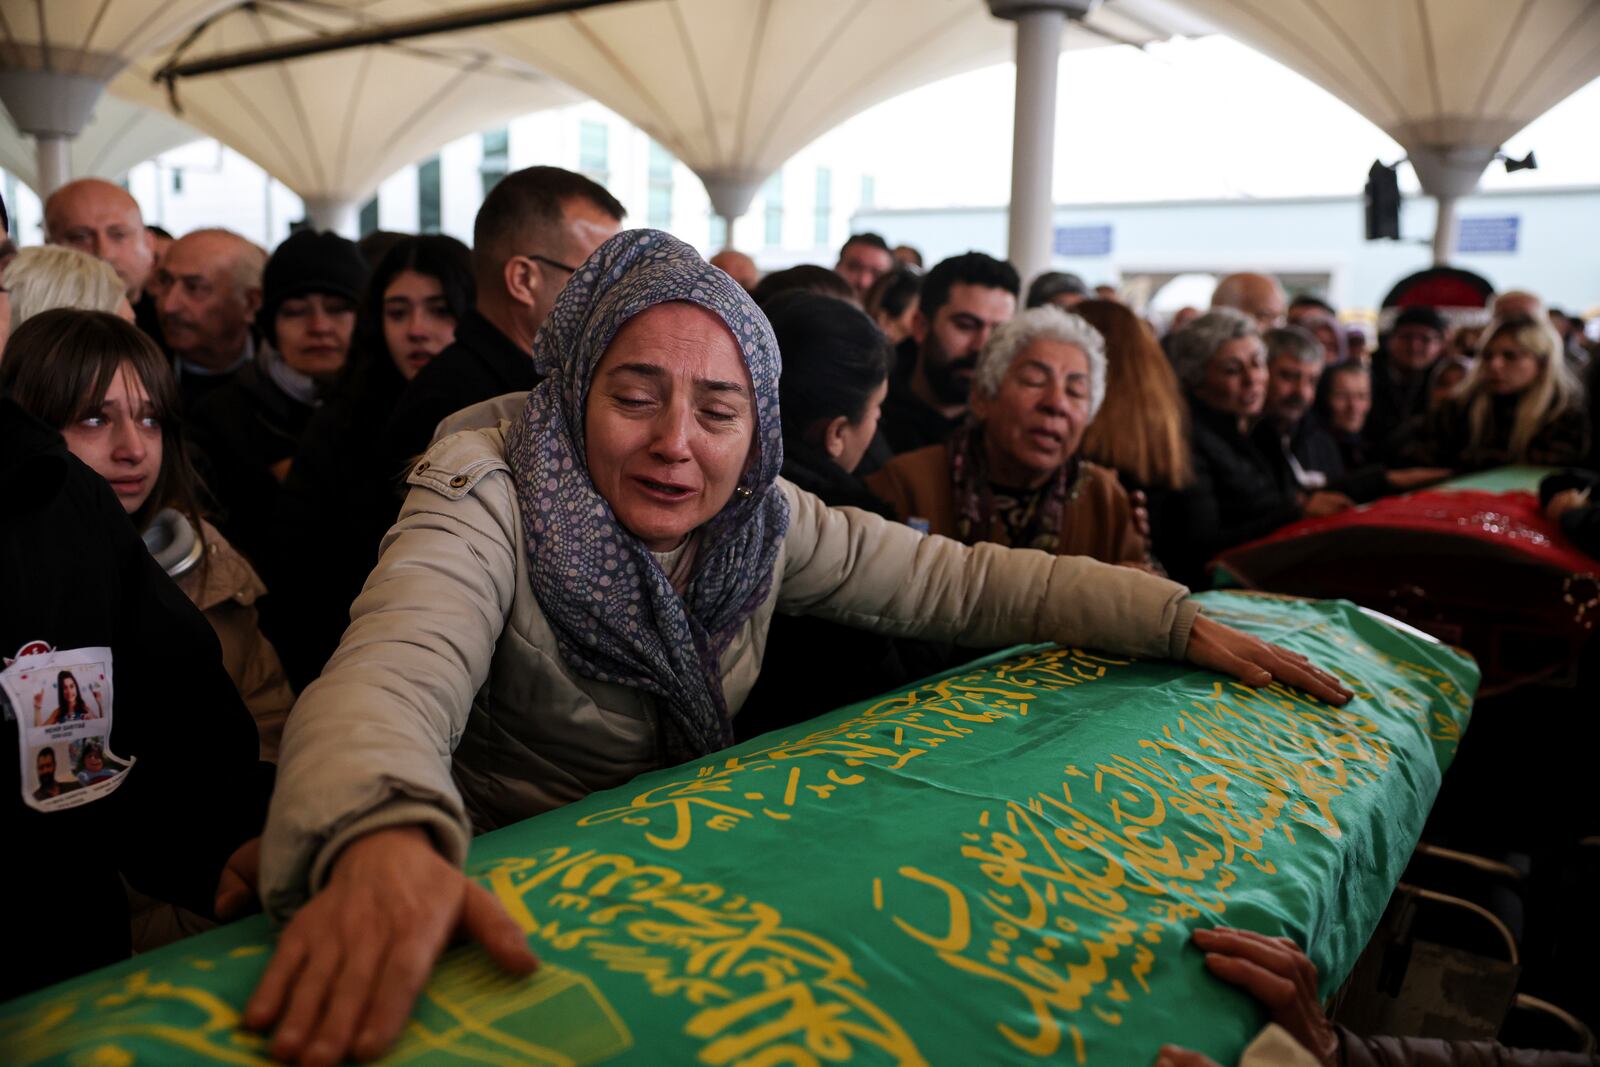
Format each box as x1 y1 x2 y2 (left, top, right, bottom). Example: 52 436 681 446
455 309 534 390
781 440 896 518
1189 397 1253 444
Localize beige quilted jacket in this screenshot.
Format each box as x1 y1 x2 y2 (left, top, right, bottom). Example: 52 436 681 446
261 419 1198 919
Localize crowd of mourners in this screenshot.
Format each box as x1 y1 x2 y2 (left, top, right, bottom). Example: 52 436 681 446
3 164 1597 1067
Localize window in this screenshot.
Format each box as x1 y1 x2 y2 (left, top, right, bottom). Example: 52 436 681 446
763 171 784 247
814 166 832 247
579 120 609 186
481 126 510 199
647 141 674 228
171 168 184 194
860 174 876 210
418 155 442 233
358 197 379 236
709 214 728 249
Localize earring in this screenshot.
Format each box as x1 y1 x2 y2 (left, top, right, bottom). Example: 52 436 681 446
735 485 754 499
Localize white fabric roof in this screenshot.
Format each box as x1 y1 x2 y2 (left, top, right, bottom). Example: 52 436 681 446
333 0 1197 211
1176 0 1600 154
0 0 233 77
92 0 1195 216
108 2 581 205
0 93 199 192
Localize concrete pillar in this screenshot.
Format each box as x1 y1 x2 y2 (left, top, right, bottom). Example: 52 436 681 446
700 171 763 249
1406 144 1496 267
0 69 106 196
1432 195 1460 265
987 0 1099 285
36 136 71 197
303 196 360 237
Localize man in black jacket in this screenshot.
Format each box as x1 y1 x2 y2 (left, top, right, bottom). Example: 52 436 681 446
381 167 625 482
875 252 1019 463
1367 304 1447 461
0 398 271 1001
1255 326 1384 503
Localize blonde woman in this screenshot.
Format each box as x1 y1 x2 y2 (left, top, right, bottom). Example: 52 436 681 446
1402 315 1589 471
4 245 134 332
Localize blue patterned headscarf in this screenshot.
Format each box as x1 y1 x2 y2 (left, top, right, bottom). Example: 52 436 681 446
504 230 789 764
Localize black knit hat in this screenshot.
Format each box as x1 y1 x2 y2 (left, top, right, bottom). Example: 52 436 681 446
260 229 368 345
1393 304 1446 335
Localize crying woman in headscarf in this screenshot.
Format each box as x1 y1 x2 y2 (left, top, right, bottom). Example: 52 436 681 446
247 230 1353 1065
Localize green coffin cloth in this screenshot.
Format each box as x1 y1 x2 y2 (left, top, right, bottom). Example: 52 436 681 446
0 592 1478 1066
1431 465 1554 495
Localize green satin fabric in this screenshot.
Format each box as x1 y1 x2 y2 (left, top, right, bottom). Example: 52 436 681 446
1433 465 1553 494
0 591 1477 1066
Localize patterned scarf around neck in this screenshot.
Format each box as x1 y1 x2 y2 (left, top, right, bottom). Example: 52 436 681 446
503 230 789 765
949 419 1079 552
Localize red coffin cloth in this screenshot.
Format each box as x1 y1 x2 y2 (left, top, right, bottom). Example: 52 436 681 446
1222 490 1597 578
1214 489 1599 694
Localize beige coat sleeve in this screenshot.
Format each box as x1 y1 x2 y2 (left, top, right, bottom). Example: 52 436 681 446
259 432 520 921
775 480 1198 660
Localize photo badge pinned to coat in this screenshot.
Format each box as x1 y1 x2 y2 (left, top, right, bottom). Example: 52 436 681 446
3 642 133 812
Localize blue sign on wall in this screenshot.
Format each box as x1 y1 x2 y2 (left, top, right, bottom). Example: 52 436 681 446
1053 224 1113 256
1457 215 1519 253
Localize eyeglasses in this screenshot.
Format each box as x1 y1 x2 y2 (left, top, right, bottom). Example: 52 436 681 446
521 252 578 274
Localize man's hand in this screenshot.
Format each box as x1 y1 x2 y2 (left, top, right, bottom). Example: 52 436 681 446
1185 614 1353 707
1191 927 1340 1067
216 836 262 920
244 826 537 1066
1302 491 1355 519
1384 467 1452 492
1546 487 1590 524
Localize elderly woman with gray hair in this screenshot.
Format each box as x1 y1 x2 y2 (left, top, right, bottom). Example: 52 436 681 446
868 306 1145 565
1155 308 1353 589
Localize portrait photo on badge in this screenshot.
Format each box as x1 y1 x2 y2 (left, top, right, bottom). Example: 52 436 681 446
29 743 82 802
28 667 107 727
68 736 124 787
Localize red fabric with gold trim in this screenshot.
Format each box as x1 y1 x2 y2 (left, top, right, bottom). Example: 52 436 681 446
1221 490 1595 579
1215 488 1598 695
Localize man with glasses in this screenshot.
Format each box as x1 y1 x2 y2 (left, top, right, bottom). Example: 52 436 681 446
383 166 625 482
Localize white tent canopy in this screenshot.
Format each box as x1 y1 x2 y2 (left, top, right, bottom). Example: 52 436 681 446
110 2 582 233
0 0 232 79
0 93 199 194
475 0 1184 222
1175 0 1600 261
130 0 1189 230
0 0 235 192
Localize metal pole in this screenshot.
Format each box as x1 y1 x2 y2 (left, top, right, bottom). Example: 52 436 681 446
159 0 638 80
1005 7 1066 285
36 135 71 196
